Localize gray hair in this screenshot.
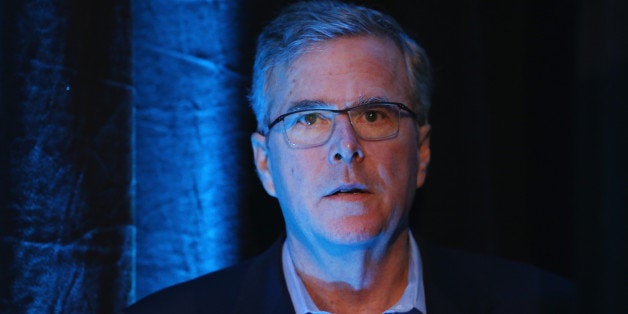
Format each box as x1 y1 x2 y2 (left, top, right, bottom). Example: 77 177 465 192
249 0 432 134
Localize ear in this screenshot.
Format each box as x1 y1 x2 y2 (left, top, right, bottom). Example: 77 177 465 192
416 124 431 189
251 132 277 197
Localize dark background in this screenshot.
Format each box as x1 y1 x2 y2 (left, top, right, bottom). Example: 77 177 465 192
2 0 626 313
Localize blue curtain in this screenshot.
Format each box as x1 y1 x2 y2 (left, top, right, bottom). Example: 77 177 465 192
1 1 133 312
131 0 249 300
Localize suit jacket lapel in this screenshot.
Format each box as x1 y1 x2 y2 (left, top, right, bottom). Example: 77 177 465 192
417 236 493 314
233 239 294 314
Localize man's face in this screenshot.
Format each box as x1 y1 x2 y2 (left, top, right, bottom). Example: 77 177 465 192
252 36 431 248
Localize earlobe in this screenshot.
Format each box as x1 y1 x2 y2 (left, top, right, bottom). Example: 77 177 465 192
251 132 277 197
416 124 431 188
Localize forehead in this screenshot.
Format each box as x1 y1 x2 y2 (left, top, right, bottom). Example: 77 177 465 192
270 35 411 115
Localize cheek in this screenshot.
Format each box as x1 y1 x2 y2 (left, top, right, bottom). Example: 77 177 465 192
271 149 322 200
374 144 419 195
376 159 413 188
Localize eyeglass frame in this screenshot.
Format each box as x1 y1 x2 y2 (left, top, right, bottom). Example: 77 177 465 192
263 101 424 148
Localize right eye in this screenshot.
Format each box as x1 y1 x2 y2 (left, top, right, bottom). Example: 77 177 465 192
284 111 331 130
297 112 321 125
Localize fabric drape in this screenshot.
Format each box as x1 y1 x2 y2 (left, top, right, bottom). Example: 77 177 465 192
131 0 249 301
1 1 133 313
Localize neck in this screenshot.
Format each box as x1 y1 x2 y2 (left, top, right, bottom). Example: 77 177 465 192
286 229 411 313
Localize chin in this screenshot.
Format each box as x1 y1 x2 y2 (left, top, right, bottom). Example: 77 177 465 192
320 217 388 247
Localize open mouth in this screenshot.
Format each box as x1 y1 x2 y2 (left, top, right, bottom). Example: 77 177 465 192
332 188 365 195
327 185 369 196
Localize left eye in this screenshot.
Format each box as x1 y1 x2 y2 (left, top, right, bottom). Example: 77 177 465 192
364 111 381 122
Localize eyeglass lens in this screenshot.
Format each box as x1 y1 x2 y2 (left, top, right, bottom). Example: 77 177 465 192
282 103 401 147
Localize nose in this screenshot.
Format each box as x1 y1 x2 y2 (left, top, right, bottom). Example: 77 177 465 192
328 115 364 163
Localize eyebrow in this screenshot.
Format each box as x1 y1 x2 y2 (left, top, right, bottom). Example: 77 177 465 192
286 100 331 113
356 96 390 106
287 96 391 113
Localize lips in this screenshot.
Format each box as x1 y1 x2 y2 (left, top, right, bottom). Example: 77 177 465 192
326 184 370 196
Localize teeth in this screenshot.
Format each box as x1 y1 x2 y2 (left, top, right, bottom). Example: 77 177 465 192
329 186 366 196
338 189 361 193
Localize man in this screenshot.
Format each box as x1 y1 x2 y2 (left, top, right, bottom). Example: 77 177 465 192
125 1 574 313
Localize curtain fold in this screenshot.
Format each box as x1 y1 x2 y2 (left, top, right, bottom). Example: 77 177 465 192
1 1 133 312
132 0 249 300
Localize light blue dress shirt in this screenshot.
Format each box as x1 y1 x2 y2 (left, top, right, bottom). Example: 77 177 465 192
282 231 426 314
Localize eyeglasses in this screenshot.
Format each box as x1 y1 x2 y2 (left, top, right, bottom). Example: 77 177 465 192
266 102 420 148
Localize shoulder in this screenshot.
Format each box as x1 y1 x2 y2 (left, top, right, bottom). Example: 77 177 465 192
123 239 292 314
418 239 576 314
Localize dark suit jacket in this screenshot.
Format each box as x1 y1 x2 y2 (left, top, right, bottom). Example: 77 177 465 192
124 237 575 314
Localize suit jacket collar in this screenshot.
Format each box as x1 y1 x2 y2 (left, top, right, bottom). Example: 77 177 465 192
416 236 494 314
233 238 294 313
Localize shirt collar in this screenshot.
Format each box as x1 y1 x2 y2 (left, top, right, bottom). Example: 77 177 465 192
282 231 426 314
